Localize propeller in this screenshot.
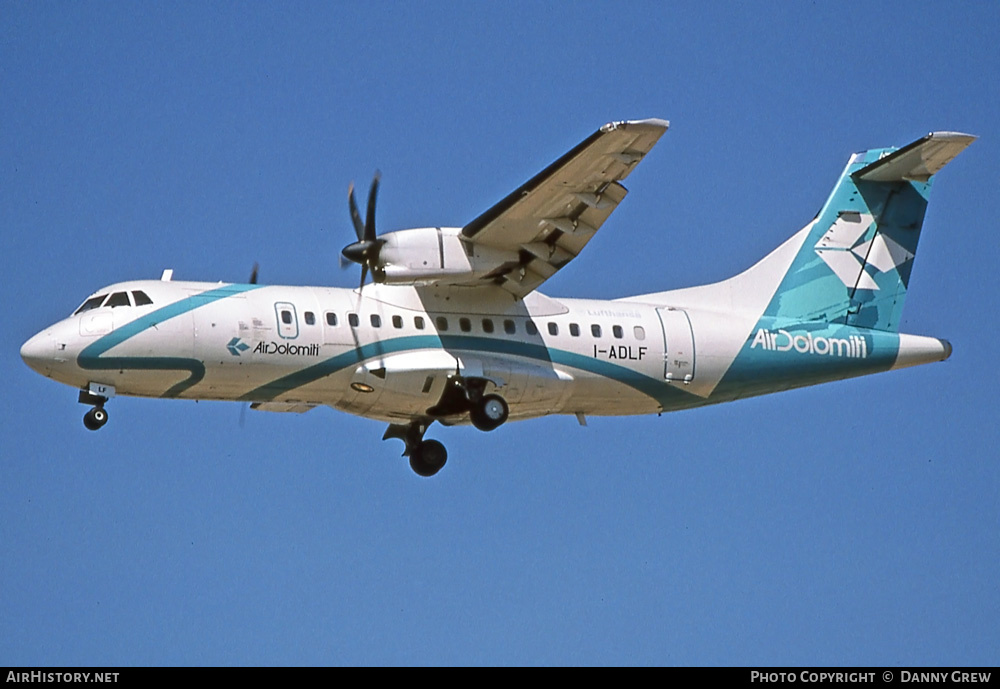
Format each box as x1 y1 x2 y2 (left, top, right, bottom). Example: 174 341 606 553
341 172 384 290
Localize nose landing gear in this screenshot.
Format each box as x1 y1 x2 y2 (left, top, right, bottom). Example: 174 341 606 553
79 386 112 431
83 406 108 431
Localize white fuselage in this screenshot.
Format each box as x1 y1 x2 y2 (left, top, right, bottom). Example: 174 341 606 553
21 274 950 428
22 279 685 424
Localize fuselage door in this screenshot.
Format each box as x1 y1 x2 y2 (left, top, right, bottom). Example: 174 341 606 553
656 307 696 383
274 302 298 339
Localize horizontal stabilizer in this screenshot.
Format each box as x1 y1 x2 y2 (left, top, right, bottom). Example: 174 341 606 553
853 131 976 183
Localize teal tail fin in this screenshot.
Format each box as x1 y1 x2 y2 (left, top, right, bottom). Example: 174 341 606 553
763 132 975 332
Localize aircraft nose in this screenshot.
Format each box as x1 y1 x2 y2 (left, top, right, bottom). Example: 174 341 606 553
20 330 54 376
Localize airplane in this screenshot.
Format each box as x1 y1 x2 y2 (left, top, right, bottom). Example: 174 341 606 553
20 119 975 477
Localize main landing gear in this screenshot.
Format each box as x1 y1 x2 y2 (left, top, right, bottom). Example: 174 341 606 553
79 388 109 431
427 375 509 432
469 393 508 431
385 375 511 477
383 420 448 477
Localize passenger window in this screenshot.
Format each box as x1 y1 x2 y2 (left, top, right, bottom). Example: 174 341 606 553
304 311 316 325
326 312 338 326
569 323 580 337
348 313 359 327
526 321 538 335
613 325 623 339
547 322 558 336
106 292 131 308
132 291 153 306
459 317 471 332
591 324 602 338
370 314 381 328
634 325 646 341
280 310 292 324
74 294 108 315
503 319 516 335
482 319 494 334
415 316 425 330
392 315 403 329
435 316 448 331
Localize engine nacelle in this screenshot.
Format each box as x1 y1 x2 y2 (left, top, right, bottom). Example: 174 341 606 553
378 227 519 286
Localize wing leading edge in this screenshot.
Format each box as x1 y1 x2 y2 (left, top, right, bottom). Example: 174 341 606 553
461 118 669 298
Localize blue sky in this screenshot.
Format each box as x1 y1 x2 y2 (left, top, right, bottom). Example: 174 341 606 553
3 2 998 665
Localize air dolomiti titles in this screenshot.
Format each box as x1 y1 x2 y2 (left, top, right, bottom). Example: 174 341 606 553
750 328 868 359
253 341 322 357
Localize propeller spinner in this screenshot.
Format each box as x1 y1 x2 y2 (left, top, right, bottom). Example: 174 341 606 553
341 172 384 289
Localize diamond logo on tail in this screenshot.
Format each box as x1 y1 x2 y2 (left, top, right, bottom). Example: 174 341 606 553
814 211 913 290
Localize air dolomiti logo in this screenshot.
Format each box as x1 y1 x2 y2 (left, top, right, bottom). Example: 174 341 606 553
253 341 321 357
226 337 320 357
751 328 868 358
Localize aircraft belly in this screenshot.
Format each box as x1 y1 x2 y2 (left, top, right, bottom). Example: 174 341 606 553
561 374 662 416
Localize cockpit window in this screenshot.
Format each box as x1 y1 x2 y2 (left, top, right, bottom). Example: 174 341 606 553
73 294 108 315
105 292 131 308
132 290 153 306
73 290 152 316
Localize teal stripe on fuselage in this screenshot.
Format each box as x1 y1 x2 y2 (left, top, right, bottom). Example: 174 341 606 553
73 282 684 406
238 333 696 408
77 284 263 398
717 319 899 400
75 283 906 412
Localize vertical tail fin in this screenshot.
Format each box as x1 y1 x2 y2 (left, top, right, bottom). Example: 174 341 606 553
763 132 975 332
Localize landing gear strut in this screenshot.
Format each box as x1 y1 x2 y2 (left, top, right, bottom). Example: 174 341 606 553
383 420 448 477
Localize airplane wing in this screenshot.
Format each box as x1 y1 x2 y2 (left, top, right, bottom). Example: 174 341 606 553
461 118 669 298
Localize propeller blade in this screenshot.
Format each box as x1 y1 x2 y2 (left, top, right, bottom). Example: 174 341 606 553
248 262 259 285
364 171 381 242
348 183 365 241
344 171 383 290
